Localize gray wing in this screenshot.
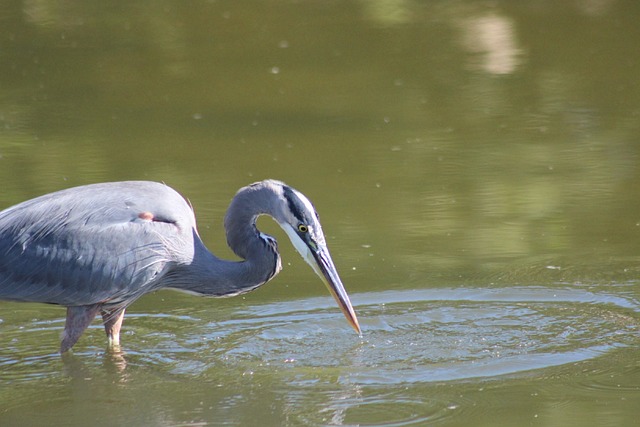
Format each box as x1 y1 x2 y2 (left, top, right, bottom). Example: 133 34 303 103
0 181 197 307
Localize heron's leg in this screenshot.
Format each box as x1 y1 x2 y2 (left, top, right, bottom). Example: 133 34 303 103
61 304 102 353
101 308 125 348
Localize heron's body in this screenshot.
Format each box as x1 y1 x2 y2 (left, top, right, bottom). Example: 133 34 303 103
0 180 359 352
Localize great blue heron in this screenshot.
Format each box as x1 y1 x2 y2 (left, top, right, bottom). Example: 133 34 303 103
0 180 360 353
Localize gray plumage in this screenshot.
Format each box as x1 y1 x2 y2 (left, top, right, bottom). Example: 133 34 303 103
0 180 360 352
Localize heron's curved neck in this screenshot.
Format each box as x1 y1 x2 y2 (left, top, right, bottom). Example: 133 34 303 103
168 183 285 297
180 233 281 297
224 183 284 261
184 184 284 296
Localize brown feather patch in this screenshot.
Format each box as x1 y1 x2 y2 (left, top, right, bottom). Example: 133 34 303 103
138 211 154 221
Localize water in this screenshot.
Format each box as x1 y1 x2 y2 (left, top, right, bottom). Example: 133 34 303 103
1 285 638 426
1 1 640 426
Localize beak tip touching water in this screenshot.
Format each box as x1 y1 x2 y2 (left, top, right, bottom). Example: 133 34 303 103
311 246 362 336
341 296 361 335
330 286 361 336
334 295 361 335
350 313 362 336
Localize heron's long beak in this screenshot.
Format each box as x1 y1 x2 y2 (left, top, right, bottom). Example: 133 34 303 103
281 223 361 334
309 245 361 335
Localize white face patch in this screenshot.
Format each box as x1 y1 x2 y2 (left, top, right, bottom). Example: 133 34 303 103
280 223 323 279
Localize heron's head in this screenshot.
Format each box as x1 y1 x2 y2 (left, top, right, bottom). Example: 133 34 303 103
266 181 361 335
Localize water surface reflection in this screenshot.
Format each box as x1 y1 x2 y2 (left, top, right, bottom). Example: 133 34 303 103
1 285 638 425
3 285 639 382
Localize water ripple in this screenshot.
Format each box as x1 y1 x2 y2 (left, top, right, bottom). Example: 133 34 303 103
202 286 639 385
1 286 638 390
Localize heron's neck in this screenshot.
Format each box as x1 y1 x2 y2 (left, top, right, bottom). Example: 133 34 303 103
179 235 281 297
224 183 283 260
171 184 284 297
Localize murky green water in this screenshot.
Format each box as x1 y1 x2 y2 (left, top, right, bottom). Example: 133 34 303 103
1 1 639 426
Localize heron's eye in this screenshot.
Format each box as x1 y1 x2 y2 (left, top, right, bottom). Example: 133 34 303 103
298 224 309 233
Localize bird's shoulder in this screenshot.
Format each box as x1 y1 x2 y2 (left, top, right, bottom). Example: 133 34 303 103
0 181 196 232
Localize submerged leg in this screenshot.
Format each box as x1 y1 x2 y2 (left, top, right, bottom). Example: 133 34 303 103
101 308 126 349
61 304 102 353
